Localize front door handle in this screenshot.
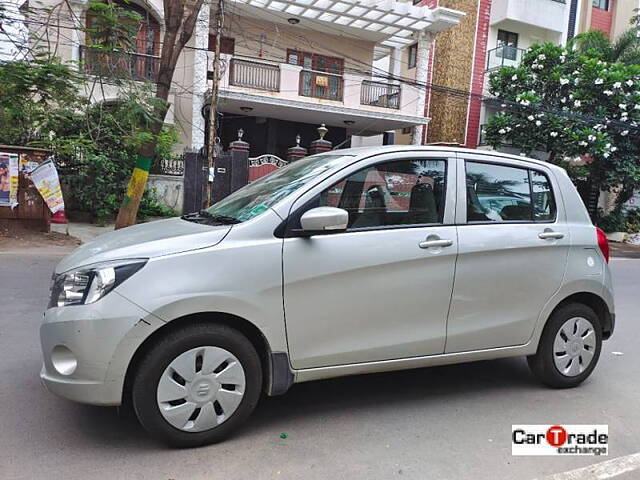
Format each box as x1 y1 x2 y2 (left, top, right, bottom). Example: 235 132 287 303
538 231 565 240
419 239 453 249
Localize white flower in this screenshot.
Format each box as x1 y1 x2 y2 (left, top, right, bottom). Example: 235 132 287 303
574 78 580 85
560 55 566 63
528 115 535 121
550 131 558 137
611 146 618 152
536 120 542 126
595 78 604 85
574 100 582 107
561 97 567 104
506 127 512 132
520 99 531 106
579 140 588 146
512 74 518 81
626 80 634 87
635 105 640 110
560 78 570 85
588 135 596 142
501 104 507 108
619 104 627 110
569 94 574 99
621 130 629 136
605 143 611 149
603 90 614 96
613 82 622 89
538 54 546 61
604 152 610 158
499 129 506 135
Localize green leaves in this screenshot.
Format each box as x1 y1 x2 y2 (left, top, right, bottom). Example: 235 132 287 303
485 39 640 207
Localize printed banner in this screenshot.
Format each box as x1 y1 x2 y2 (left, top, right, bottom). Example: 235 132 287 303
31 158 65 214
0 152 19 207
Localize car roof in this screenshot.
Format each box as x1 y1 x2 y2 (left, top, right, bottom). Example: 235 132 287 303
335 145 561 172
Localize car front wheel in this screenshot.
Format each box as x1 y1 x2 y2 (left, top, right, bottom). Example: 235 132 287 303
527 303 602 388
132 323 262 447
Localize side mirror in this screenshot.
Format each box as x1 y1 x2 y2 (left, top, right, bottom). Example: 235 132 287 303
299 207 348 234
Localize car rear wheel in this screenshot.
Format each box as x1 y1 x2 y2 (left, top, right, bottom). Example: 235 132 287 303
527 303 602 388
132 323 262 447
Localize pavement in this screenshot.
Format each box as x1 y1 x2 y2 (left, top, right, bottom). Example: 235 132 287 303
0 250 638 480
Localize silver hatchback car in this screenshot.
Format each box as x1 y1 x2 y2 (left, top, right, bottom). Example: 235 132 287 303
41 146 615 447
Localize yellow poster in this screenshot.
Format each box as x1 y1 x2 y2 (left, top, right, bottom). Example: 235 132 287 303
31 158 65 214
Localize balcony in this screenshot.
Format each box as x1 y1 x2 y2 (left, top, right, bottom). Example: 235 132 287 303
490 0 567 35
217 54 426 134
79 46 160 82
486 45 526 71
229 58 280 92
361 81 401 110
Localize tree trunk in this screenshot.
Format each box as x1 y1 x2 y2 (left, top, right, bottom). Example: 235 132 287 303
115 0 205 229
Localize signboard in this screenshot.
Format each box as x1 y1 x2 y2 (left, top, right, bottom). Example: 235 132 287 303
30 158 65 214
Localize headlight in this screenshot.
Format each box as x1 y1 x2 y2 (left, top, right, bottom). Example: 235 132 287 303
49 259 147 308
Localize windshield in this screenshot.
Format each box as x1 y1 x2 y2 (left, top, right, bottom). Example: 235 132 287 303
204 154 351 222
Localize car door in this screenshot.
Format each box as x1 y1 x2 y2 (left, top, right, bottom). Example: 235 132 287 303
282 152 458 369
445 153 570 353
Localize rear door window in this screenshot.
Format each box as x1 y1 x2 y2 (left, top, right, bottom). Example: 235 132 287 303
465 161 556 223
466 162 532 222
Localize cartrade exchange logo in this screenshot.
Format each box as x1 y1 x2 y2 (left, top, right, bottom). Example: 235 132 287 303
512 425 608 456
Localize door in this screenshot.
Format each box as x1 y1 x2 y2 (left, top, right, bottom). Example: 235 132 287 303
282 154 458 369
445 155 570 353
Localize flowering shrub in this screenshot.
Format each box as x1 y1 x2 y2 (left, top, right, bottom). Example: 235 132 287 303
485 43 640 212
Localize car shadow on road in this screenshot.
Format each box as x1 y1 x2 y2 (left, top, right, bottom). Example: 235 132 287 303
251 356 539 431
56 356 539 449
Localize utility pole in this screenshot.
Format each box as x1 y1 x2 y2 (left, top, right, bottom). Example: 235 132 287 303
206 0 224 208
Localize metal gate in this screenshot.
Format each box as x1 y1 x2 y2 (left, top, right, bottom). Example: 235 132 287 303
249 154 288 182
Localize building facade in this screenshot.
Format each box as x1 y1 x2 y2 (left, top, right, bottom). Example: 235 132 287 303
20 0 464 159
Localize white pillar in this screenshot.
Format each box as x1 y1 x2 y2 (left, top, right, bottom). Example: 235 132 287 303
191 2 211 150
412 31 433 146
69 0 87 67
390 46 402 79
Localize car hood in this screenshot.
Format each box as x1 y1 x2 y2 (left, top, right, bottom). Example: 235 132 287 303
56 217 232 274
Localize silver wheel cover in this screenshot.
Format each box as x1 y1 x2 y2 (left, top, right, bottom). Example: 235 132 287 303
553 317 597 377
156 346 246 432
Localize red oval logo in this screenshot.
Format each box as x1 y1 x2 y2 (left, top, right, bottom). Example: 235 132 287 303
546 425 567 447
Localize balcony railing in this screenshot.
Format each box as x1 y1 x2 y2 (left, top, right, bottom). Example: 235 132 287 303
361 80 401 109
229 58 280 92
79 45 160 82
299 70 344 101
486 45 526 71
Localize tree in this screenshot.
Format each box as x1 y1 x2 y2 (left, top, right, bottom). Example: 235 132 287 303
115 0 207 229
484 42 640 217
570 29 640 65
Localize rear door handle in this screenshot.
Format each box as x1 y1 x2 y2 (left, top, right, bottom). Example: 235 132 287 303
419 239 453 249
538 231 565 240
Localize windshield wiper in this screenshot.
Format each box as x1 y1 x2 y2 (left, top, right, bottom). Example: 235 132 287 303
181 210 241 225
198 210 242 224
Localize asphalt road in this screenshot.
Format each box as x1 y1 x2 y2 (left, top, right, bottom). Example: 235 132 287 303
1 251 638 480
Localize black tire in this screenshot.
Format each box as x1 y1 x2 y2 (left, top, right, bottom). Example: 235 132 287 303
527 303 602 388
132 323 262 448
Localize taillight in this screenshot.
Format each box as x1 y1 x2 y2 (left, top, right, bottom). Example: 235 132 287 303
596 227 609 263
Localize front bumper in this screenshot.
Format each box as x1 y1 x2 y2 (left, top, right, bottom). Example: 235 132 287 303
40 291 163 406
